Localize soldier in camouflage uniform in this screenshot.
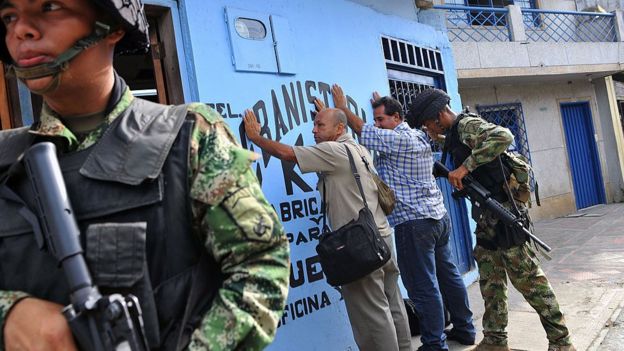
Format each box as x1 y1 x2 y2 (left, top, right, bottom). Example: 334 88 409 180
406 89 575 351
0 1 289 350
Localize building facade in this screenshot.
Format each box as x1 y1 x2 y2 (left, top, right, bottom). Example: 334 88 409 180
428 0 624 220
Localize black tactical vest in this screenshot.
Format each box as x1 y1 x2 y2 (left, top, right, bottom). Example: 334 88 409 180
0 98 221 350
444 113 511 203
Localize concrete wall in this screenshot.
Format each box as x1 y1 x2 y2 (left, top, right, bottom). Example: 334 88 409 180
542 0 579 11
459 79 615 219
347 0 420 21
451 41 623 79
575 0 624 11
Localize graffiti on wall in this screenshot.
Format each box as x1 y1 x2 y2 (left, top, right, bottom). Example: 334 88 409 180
208 79 369 332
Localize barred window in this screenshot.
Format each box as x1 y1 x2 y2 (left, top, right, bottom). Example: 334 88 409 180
476 102 535 187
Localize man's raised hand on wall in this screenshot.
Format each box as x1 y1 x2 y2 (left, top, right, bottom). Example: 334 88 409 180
243 109 262 143
370 91 382 106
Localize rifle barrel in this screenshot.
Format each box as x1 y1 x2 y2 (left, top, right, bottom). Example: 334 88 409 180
520 225 552 252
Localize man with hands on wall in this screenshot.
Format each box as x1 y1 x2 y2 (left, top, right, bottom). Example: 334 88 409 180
327 84 476 351
243 107 412 351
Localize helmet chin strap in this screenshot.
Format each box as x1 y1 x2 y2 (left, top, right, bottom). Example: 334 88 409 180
8 22 111 94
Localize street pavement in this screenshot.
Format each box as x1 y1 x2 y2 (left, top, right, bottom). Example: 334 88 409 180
412 203 624 351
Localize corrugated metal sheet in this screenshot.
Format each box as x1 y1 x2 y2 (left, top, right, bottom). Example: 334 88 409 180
560 102 606 209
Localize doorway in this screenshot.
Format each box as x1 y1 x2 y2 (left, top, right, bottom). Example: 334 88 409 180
560 101 606 209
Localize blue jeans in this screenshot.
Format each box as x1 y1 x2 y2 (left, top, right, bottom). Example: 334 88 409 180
395 214 476 351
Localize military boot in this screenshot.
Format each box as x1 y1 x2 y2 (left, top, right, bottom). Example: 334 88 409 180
547 345 576 351
469 342 511 351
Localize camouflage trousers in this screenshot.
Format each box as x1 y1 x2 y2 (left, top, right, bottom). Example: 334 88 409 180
474 240 572 347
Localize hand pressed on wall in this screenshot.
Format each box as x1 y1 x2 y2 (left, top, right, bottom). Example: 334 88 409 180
331 84 348 110
370 91 381 106
313 97 326 113
243 109 262 142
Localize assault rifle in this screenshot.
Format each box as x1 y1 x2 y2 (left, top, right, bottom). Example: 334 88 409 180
22 142 149 351
433 161 552 253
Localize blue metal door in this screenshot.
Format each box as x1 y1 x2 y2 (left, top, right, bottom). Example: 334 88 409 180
560 102 606 209
434 154 474 274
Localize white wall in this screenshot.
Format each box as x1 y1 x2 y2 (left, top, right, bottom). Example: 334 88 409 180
575 0 624 11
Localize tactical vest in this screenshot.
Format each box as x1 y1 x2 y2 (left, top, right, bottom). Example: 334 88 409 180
444 113 511 203
0 98 221 350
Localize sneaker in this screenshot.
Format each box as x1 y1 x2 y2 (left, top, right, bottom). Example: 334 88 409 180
548 345 577 351
444 328 476 345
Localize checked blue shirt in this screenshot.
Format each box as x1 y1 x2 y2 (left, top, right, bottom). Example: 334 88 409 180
360 122 446 227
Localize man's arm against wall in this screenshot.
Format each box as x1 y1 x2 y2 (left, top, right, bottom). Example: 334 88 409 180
243 110 339 174
243 110 297 163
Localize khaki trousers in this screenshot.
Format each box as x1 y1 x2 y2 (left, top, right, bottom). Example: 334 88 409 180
341 235 412 351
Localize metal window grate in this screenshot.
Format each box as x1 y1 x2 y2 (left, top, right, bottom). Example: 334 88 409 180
387 73 440 151
476 102 535 188
381 36 444 75
388 79 435 116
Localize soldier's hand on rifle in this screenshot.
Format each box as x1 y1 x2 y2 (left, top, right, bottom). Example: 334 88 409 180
448 165 469 190
4 297 78 351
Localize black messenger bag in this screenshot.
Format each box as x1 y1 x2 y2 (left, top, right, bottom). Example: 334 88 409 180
316 145 391 286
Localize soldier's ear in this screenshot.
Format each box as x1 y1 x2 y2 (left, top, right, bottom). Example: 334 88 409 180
106 29 126 46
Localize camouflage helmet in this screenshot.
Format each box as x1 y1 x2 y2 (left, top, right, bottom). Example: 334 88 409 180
0 0 150 63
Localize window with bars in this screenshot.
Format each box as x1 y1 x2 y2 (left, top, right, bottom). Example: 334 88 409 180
381 36 445 150
381 36 444 76
387 69 437 116
445 0 537 26
476 102 535 187
466 0 513 26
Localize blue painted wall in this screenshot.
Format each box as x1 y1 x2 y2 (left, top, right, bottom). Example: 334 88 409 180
174 1 469 350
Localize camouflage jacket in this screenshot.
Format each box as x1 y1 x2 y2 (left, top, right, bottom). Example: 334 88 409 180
0 89 290 351
455 114 514 172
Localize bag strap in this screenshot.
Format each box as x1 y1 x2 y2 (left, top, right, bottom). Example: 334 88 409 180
345 144 369 208
321 144 370 232
322 178 329 232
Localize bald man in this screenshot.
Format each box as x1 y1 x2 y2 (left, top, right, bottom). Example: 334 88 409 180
244 108 412 351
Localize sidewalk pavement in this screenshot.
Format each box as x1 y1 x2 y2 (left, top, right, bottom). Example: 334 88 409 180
412 203 624 351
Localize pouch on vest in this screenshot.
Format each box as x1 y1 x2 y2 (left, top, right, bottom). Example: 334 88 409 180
493 207 530 250
502 152 532 204
85 222 160 348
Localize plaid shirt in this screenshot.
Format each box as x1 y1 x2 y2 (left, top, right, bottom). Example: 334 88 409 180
360 122 446 226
